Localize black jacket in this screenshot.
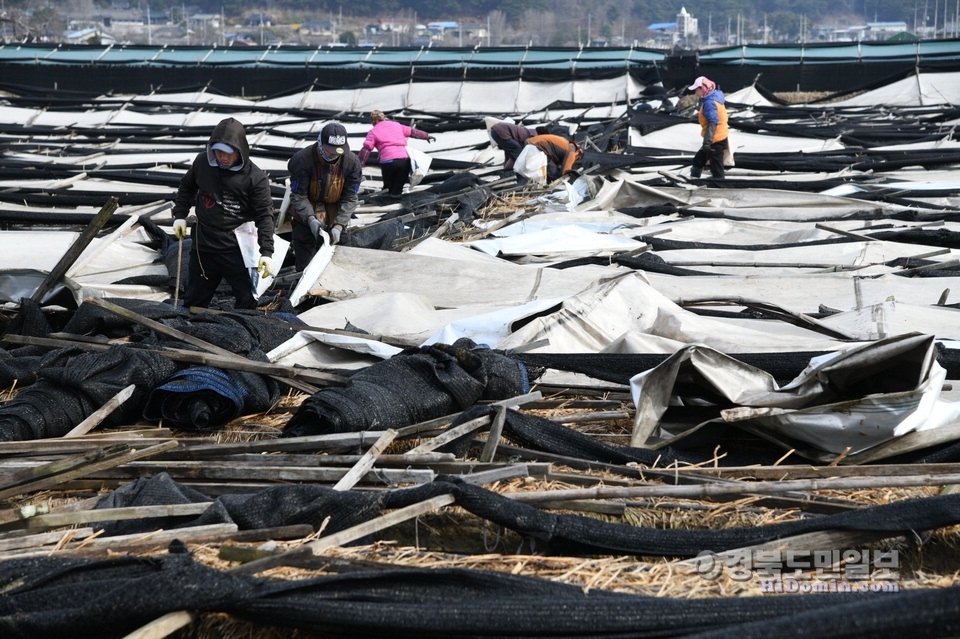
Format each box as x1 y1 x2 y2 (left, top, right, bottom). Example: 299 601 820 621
173 117 275 257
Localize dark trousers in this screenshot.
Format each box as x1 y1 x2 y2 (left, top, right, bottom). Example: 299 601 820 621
290 218 324 272
182 246 257 309
490 130 524 169
381 158 412 196
692 138 729 178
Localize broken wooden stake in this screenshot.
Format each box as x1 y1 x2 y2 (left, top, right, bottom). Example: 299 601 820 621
64 384 137 438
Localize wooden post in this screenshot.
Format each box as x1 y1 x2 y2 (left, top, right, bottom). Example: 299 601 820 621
30 196 119 304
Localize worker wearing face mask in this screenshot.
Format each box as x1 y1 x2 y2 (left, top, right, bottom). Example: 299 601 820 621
287 122 362 271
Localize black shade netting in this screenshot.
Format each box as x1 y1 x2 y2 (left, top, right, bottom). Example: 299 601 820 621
1 297 52 342
0 297 52 386
177 308 303 354
616 252 722 276
628 108 690 135
113 237 190 289
282 339 529 438
6 553 960 639
61 298 298 355
0 347 44 388
514 351 827 387
0 554 261 639
240 570 960 639
91 471 425 537
141 364 281 432
0 345 178 441
438 404 683 466
345 219 405 250
60 298 187 340
89 472 960 560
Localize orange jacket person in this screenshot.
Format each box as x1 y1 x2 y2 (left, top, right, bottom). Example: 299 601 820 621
688 76 729 179
526 134 583 182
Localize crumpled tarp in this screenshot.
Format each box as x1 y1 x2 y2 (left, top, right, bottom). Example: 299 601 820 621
629 332 960 461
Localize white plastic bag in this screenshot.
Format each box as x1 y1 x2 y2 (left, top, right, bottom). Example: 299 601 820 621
723 135 735 167
408 147 432 187
514 144 548 185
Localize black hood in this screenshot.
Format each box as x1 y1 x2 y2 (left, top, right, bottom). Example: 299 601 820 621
205 117 250 170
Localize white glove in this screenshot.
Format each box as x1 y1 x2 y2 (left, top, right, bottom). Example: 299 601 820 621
308 217 322 238
173 218 188 239
329 225 342 245
257 255 273 278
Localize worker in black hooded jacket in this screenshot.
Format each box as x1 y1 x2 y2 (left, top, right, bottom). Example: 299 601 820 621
172 117 275 310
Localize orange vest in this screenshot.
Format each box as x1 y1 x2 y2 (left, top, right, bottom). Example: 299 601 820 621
698 101 729 142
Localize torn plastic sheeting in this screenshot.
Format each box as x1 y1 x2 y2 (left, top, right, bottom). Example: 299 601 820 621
464 224 644 257
299 331 403 359
819 301 960 342
496 272 857 355
289 231 334 307
629 333 960 456
422 297 565 347
305 245 628 310
0 271 70 305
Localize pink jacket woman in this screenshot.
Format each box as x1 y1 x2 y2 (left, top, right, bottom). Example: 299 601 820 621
357 110 434 196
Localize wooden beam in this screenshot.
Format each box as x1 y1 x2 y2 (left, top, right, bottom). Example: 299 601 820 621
332 429 398 491
0 440 178 501
64 384 136 438
29 196 118 303
2 334 348 389
230 494 457 575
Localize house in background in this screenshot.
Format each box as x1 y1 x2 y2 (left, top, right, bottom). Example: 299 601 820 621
247 13 272 27
300 20 334 36
62 27 117 44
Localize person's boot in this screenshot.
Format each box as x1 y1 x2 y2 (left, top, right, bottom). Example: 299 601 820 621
690 167 702 178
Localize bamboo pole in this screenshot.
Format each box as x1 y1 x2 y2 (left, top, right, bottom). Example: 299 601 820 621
507 472 960 504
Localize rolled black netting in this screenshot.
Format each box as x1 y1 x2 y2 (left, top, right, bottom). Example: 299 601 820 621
514 351 827 387
92 472 421 537
61 298 298 358
141 365 280 432
89 472 960 560
6 552 959 639
283 339 529 438
616 252 722 276
202 309 303 353
0 345 178 441
439 404 681 466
